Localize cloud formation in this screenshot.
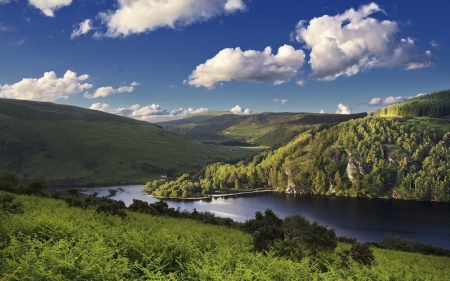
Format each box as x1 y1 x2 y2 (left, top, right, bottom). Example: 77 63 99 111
0 70 92 101
0 22 15 32
368 93 428 106
230 105 251 114
188 45 305 89
28 0 72 17
0 0 11 5
84 82 139 99
336 103 352 114
95 0 245 37
294 3 435 80
71 19 92 39
90 103 210 122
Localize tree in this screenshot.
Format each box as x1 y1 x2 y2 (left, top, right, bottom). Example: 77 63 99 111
0 170 20 192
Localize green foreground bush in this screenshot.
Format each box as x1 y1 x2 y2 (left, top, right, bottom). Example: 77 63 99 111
1 192 449 280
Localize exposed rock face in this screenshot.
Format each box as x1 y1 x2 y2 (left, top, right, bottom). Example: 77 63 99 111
284 168 310 194
346 154 368 182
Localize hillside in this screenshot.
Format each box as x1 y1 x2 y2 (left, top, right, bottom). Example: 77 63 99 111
369 89 450 118
0 99 254 185
1 192 449 280
161 112 367 148
147 116 450 202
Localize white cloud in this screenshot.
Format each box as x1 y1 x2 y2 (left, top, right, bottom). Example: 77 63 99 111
0 70 92 101
368 97 382 105
71 19 92 39
97 0 245 38
0 0 11 5
90 103 110 112
28 0 72 17
296 79 306 87
230 105 251 115
336 103 352 114
294 3 435 80
319 109 325 114
383 96 406 105
84 82 139 99
274 99 288 105
188 45 305 89
89 103 210 122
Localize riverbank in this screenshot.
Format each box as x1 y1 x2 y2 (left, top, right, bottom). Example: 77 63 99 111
148 189 275 201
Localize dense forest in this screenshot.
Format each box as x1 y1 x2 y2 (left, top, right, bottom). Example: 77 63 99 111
369 89 450 118
1 172 449 280
146 116 450 202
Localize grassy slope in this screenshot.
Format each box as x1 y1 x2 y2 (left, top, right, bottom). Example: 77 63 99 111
162 111 367 147
1 193 449 280
0 99 253 185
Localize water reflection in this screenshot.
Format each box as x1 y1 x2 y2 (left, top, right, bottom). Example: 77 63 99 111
49 185 450 249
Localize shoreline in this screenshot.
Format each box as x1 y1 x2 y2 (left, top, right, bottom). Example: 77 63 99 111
148 189 275 201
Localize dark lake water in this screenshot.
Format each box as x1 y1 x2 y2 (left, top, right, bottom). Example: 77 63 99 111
50 185 450 250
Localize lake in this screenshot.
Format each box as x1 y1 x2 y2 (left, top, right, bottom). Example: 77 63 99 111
50 185 450 250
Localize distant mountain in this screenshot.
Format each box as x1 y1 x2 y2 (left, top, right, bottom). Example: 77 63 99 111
160 111 367 148
0 99 251 185
369 89 450 118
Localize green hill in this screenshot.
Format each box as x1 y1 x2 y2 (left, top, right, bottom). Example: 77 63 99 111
369 89 450 118
0 99 253 185
161 112 367 148
148 116 450 202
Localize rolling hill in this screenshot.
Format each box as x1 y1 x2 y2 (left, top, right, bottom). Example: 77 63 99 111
160 111 367 148
0 99 255 185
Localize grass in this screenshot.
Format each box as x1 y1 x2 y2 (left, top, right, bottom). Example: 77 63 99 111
1 193 449 280
0 99 255 185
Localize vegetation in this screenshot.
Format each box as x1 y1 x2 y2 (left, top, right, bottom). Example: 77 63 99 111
1 186 449 280
369 89 450 118
0 98 256 185
147 116 450 202
161 111 366 148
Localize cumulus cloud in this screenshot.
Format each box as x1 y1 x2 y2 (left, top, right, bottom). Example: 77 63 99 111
0 70 92 101
336 103 352 114
90 103 110 112
96 0 245 38
368 97 382 105
230 105 251 115
84 82 139 99
0 0 11 5
294 2 435 80
319 109 325 114
89 103 210 122
296 79 306 87
383 96 406 105
28 0 72 17
71 19 92 39
188 45 305 89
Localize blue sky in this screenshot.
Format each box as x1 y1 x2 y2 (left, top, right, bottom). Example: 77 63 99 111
0 0 449 122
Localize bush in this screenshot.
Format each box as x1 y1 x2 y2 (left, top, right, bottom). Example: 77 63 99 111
0 170 20 192
344 242 374 266
0 192 24 215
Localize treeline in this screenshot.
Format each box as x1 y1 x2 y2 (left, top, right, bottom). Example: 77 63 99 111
146 117 450 202
369 89 450 118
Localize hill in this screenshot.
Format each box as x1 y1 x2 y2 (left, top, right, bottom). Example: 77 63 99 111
1 192 448 280
148 116 450 202
160 112 367 148
0 99 255 185
369 89 450 118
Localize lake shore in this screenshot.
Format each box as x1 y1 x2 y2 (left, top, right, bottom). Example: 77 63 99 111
148 189 275 201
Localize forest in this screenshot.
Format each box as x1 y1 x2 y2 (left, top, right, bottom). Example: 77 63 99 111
1 172 449 280
146 116 450 202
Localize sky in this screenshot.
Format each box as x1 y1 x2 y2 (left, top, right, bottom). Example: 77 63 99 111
0 0 449 122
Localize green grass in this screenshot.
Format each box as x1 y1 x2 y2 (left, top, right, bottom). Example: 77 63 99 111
1 193 449 280
0 99 254 185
